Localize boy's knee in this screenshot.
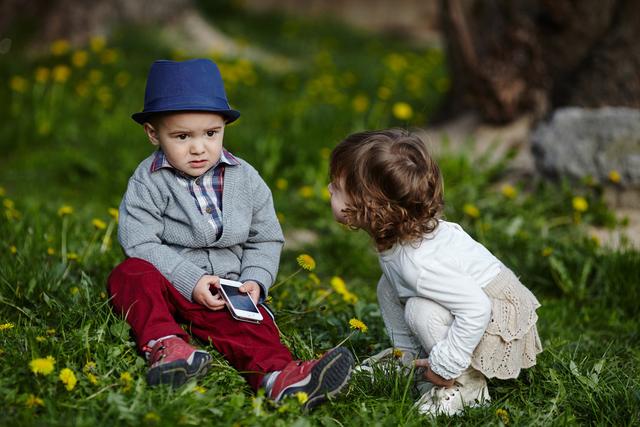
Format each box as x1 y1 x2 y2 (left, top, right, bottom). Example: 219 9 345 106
107 257 161 294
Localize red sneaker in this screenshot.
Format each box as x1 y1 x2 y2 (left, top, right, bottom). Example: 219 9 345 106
268 346 354 410
144 336 212 387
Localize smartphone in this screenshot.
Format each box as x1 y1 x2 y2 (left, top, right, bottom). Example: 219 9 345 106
218 279 264 323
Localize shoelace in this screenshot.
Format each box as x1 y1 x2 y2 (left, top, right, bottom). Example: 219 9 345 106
143 342 168 363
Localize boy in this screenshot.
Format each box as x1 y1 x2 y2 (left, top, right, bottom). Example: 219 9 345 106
108 59 354 410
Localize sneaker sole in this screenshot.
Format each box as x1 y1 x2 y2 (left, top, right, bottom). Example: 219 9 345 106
283 347 355 411
147 351 212 388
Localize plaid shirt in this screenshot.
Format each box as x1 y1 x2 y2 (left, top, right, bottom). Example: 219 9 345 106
150 149 240 240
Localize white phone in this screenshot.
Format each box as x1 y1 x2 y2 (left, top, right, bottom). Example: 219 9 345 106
218 279 264 323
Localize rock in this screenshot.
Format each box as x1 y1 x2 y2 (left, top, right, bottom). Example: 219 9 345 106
531 107 640 188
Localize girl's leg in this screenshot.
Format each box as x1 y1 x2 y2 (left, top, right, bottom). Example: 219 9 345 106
404 297 453 353
377 275 423 358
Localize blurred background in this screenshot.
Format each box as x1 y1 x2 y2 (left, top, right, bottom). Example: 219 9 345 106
1 1 639 425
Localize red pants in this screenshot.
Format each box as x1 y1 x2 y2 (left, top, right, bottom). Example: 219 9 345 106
107 258 293 390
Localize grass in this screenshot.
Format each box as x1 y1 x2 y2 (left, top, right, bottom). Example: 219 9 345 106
1 2 639 426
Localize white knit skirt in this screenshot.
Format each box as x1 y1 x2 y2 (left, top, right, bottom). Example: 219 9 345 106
471 267 543 379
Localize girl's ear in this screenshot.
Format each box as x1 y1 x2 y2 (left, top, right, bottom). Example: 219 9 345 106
143 122 160 146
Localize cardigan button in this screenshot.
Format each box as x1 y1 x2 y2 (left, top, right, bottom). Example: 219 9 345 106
205 207 212 213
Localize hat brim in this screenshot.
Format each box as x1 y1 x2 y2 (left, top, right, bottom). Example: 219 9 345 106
131 107 241 125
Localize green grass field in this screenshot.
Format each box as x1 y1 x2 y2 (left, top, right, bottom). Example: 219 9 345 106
1 3 639 426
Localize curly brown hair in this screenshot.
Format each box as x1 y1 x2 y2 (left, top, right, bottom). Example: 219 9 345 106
329 128 444 251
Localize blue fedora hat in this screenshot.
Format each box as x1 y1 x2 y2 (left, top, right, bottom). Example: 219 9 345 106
132 58 240 124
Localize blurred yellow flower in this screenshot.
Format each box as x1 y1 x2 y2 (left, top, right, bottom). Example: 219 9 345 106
0 186 5 196
377 86 391 100
298 186 314 199
108 207 119 220
0 322 14 331
71 50 88 67
52 65 71 83
36 336 46 342
392 102 413 120
308 273 321 285
97 86 112 105
46 328 56 335
75 81 89 97
144 412 160 422
193 385 206 394
496 408 510 425
25 394 44 408
10 75 28 93
349 318 368 333
67 252 79 261
86 373 98 385
89 36 106 52
590 234 601 247
30 356 56 375
352 94 369 113
88 69 103 84
572 196 588 212
3 199 14 209
392 348 404 358
50 39 70 56
83 361 96 374
384 53 408 72
608 170 621 183
330 276 359 303
541 247 553 257
100 48 118 64
115 71 130 87
321 187 331 201
501 184 517 199
35 67 50 84
59 368 77 391
297 254 316 271
70 287 79 295
92 218 107 230
120 371 133 391
58 205 73 216
463 203 480 218
295 391 309 404
275 178 288 190
9 246 17 254
47 247 55 256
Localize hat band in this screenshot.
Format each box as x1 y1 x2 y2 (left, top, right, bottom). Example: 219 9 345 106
144 95 230 112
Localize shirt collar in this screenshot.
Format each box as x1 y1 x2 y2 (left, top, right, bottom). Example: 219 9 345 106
150 149 240 174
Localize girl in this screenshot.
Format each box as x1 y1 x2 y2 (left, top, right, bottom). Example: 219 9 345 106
328 129 542 416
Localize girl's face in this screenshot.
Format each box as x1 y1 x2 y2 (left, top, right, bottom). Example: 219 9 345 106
328 181 350 224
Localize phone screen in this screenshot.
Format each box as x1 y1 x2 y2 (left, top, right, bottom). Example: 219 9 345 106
221 284 259 313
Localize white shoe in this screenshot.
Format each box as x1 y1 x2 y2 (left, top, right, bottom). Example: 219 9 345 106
415 369 490 416
354 347 414 375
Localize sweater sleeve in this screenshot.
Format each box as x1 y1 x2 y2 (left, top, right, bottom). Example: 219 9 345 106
118 178 206 301
416 256 492 379
238 174 284 297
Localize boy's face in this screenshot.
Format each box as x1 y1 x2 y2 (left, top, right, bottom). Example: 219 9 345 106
144 112 226 177
328 182 350 224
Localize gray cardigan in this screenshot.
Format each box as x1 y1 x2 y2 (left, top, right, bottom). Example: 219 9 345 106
118 152 284 302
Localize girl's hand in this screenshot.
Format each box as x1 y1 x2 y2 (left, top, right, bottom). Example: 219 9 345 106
192 275 226 310
239 281 261 306
414 358 456 388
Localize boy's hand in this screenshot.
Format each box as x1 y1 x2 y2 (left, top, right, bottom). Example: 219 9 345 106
192 275 226 310
239 281 261 305
414 359 456 388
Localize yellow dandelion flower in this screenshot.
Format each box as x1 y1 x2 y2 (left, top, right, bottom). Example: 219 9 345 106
275 178 288 190
89 36 106 52
3 199 14 209
10 75 28 93
501 184 517 199
58 205 73 216
67 252 79 261
92 218 107 230
308 273 321 285
572 196 588 212
377 86 391 100
36 336 46 342
463 203 480 218
193 385 206 394
496 408 510 425
47 247 55 256
349 318 368 333
52 65 71 83
35 67 50 84
144 412 160 422
100 292 107 299
392 102 413 120
30 356 56 375
296 254 316 271
342 291 358 304
392 348 404 358
70 287 79 295
608 170 621 183
541 247 553 257
120 371 133 391
590 234 601 247
50 39 70 56
86 373 98 385
71 50 88 68
330 276 347 294
0 322 14 331
298 185 314 198
59 368 77 391
107 207 119 220
115 71 130 87
100 48 118 64
295 391 309 404
9 246 17 254
88 69 102 84
83 361 96 373
352 94 369 113
46 328 56 335
25 394 44 408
